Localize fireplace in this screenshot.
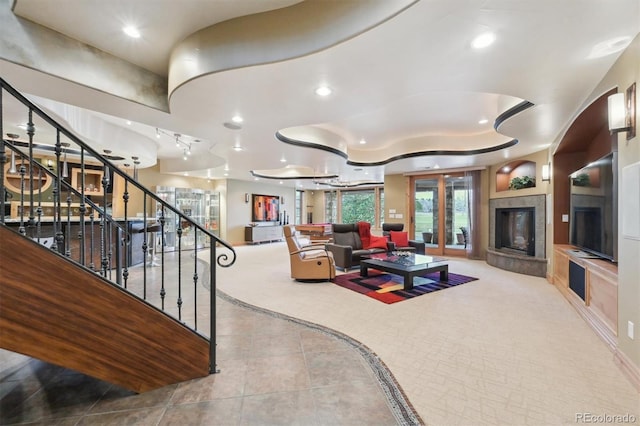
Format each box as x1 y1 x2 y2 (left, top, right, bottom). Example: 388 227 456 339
495 207 535 256
488 195 547 277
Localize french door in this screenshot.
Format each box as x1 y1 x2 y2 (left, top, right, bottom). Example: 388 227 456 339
410 173 470 256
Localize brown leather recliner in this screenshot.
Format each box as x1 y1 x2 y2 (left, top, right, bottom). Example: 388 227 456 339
283 225 336 281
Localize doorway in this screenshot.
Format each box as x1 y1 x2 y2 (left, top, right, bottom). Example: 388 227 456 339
411 173 470 255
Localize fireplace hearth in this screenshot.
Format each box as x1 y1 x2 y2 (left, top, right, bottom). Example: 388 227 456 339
488 195 547 277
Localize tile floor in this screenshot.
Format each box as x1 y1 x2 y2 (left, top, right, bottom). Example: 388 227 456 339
1 241 639 425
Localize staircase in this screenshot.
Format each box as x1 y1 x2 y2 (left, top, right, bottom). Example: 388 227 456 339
0 77 236 392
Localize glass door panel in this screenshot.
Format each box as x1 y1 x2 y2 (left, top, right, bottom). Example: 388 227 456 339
444 175 470 253
414 178 440 252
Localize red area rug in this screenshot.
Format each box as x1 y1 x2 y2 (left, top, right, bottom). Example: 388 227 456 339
332 270 478 304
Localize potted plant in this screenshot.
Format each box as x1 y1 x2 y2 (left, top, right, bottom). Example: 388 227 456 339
508 176 536 190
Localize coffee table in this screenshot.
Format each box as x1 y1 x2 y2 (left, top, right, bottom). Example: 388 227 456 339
360 253 448 291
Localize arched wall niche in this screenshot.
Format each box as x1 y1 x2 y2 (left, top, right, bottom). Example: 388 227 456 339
552 88 617 244
496 160 537 191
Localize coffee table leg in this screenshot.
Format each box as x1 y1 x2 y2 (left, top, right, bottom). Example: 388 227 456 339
360 264 368 277
440 266 448 281
404 273 413 291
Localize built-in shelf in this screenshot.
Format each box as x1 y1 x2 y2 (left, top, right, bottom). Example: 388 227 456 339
3 161 53 195
71 169 104 195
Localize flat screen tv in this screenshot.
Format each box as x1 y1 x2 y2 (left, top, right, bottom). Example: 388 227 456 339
569 152 617 262
252 194 280 222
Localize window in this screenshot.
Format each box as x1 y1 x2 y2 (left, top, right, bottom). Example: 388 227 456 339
323 187 383 226
341 189 375 224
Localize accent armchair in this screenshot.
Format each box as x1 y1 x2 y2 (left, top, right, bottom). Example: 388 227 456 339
381 223 426 254
283 225 336 281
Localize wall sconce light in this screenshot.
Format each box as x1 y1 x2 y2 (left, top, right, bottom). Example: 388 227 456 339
608 82 636 139
541 163 551 182
245 193 249 203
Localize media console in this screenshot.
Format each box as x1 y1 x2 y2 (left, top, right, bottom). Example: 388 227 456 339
244 225 283 244
553 244 618 349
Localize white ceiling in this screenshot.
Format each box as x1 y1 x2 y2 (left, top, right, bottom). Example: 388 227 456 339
4 0 640 188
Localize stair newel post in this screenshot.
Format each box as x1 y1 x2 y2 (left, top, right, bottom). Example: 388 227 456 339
52 131 62 253
122 180 129 289
177 217 183 321
18 157 26 235
193 227 198 331
159 206 166 310
78 148 86 265
26 109 35 235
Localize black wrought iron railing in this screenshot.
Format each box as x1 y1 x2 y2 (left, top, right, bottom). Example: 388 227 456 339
0 77 236 374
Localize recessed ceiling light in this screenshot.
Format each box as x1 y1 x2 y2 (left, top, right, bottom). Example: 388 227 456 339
280 158 287 163
233 146 243 151
434 164 440 169
231 115 243 123
279 181 283 184
126 120 132 125
315 86 332 96
471 32 496 49
223 172 228 176
183 172 188 176
478 118 489 124
359 139 366 144
503 166 511 172
123 26 141 39
254 177 259 181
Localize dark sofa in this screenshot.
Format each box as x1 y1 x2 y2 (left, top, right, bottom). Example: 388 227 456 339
324 223 388 270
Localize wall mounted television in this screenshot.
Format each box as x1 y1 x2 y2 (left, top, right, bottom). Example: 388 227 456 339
569 152 617 262
252 194 280 222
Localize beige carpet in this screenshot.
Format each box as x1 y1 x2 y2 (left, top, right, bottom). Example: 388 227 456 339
210 242 639 425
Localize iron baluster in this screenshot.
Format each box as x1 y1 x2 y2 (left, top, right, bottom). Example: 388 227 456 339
177 221 183 321
100 212 107 276
26 110 35 235
52 131 62 253
142 191 148 297
65 187 71 257
193 227 199 331
18 160 26 235
122 180 129 289
78 148 86 265
36 165 42 243
107 221 113 281
209 245 218 373
89 211 95 270
159 207 166 310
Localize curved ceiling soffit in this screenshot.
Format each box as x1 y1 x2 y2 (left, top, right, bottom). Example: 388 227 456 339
251 164 338 180
167 0 418 96
29 96 158 168
274 100 534 167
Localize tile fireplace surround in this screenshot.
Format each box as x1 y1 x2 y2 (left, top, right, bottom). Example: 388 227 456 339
488 195 547 277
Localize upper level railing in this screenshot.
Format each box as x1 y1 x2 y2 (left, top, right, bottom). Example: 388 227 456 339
0 77 236 374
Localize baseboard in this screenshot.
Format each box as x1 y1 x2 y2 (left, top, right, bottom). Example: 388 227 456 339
614 348 640 392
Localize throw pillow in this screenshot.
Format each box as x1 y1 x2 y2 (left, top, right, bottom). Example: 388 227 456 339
390 231 409 247
367 236 388 250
